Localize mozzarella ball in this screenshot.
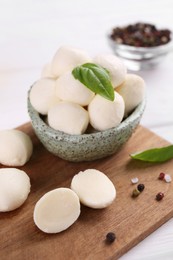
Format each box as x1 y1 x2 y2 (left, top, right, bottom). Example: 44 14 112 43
30 78 59 115
56 71 94 106
0 168 31 212
48 101 89 135
0 130 33 166
71 169 116 209
41 63 57 79
94 54 126 88
116 74 145 116
51 46 91 77
34 188 80 233
88 92 125 131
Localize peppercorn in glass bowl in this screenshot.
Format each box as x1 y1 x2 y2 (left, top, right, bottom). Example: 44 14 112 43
108 22 173 71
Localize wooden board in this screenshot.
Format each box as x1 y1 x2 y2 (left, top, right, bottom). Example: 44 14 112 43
1 123 173 260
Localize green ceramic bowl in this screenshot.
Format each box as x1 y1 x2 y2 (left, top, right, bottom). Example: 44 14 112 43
27 95 146 162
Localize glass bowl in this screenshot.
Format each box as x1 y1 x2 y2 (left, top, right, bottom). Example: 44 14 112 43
108 34 173 71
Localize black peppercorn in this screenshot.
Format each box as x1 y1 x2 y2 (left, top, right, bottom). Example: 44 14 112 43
106 232 116 243
137 184 145 192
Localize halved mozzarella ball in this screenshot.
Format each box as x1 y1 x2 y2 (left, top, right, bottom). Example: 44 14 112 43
116 74 145 116
56 71 94 106
30 78 58 115
51 46 91 77
0 130 33 166
88 92 125 131
48 101 89 135
71 169 116 209
41 63 57 79
0 168 31 212
94 54 126 88
33 188 80 233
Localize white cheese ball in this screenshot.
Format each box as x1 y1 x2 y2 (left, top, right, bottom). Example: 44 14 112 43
94 54 127 88
30 78 59 115
71 169 116 209
0 130 33 166
88 92 125 131
48 101 89 135
0 168 31 212
51 46 91 77
116 74 145 116
41 63 57 79
56 71 94 106
33 188 80 233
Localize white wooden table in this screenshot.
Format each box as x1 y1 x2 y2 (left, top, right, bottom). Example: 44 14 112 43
0 1 173 259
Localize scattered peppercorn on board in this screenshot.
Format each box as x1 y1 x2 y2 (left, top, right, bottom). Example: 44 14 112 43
1 122 173 260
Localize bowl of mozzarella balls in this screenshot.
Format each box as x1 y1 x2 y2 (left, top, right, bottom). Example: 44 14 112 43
28 46 146 162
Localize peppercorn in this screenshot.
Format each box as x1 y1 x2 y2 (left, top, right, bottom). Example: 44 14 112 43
158 172 165 180
137 184 145 192
156 192 164 201
110 22 171 47
106 232 116 243
131 177 139 184
164 174 172 183
132 188 140 198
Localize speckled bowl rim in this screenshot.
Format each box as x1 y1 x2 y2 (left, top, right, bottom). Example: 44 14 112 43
28 90 146 143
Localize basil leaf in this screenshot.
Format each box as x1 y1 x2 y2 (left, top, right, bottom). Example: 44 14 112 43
72 63 114 101
130 145 173 162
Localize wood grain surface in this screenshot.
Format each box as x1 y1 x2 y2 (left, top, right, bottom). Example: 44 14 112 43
0 123 173 260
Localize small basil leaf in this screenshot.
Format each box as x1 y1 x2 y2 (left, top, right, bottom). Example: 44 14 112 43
130 145 173 162
72 63 114 101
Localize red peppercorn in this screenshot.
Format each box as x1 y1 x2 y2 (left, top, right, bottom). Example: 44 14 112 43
158 172 165 180
156 192 164 201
